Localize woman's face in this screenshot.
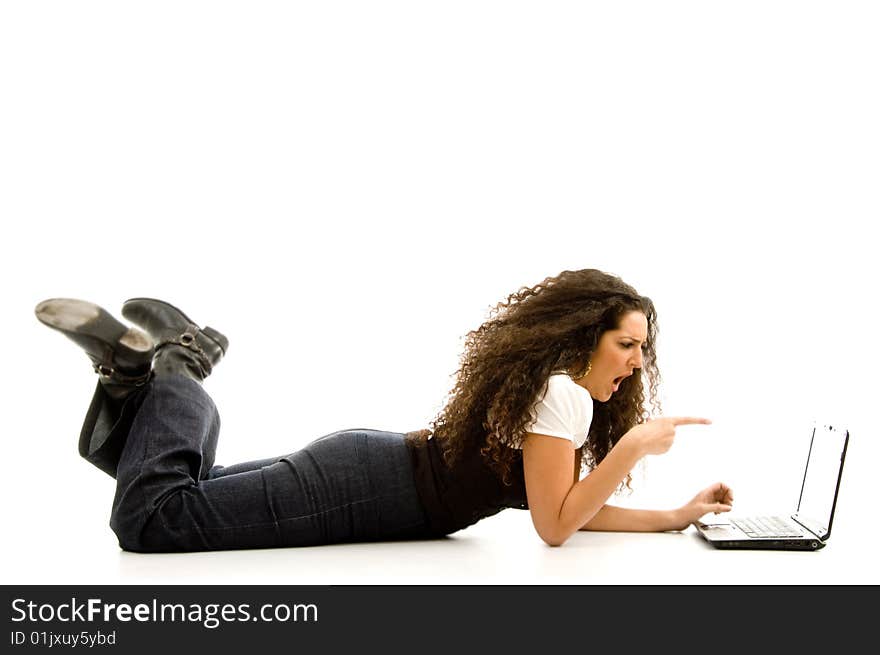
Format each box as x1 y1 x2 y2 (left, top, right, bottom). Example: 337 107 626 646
576 310 648 402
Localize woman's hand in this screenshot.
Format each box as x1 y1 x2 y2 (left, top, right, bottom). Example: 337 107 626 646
671 482 735 531
622 416 712 457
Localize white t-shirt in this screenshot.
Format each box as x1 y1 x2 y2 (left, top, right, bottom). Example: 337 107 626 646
520 373 594 448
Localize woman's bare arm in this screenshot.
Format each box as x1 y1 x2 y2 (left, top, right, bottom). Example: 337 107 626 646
522 417 715 546
581 482 734 532
579 505 682 532
522 432 641 546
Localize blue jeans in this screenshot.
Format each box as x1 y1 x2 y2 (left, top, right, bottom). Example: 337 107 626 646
108 375 433 552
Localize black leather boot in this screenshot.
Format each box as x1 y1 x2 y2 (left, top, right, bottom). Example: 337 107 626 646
35 298 155 477
120 298 228 383
35 298 154 398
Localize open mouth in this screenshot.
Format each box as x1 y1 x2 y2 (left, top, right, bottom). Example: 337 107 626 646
611 372 634 390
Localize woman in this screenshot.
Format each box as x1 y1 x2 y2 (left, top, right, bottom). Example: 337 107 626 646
35 268 733 552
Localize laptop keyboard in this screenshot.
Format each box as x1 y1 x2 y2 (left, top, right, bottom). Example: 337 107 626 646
731 516 804 538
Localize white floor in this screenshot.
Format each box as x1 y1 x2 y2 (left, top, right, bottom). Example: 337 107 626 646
5 490 876 586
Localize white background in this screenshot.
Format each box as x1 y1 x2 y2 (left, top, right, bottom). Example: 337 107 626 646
1 1 877 584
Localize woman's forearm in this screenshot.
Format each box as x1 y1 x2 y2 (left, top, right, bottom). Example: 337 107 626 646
552 438 643 542
579 504 684 532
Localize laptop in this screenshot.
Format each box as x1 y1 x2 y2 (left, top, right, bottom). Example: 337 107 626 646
694 422 849 551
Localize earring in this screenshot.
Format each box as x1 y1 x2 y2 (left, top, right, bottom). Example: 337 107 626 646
571 361 591 379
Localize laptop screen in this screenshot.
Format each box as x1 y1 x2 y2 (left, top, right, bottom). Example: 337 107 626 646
793 424 849 540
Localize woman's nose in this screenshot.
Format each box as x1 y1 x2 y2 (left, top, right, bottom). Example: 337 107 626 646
630 349 643 368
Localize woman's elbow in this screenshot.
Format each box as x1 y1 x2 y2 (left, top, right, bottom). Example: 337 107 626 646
535 525 570 547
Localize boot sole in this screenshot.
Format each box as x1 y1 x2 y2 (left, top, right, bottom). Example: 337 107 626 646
35 298 99 332
35 299 154 357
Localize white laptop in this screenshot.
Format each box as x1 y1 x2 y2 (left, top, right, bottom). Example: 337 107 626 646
694 423 849 551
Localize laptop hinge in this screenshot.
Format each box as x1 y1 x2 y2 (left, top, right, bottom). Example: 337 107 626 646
791 514 825 540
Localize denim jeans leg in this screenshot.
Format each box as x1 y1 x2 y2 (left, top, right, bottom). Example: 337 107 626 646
207 457 284 479
263 429 431 546
109 374 269 551
108 375 431 552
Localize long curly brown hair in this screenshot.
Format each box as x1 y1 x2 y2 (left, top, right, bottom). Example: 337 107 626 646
429 268 662 487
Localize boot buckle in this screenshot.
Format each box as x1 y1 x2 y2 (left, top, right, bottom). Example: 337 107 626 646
93 363 114 378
